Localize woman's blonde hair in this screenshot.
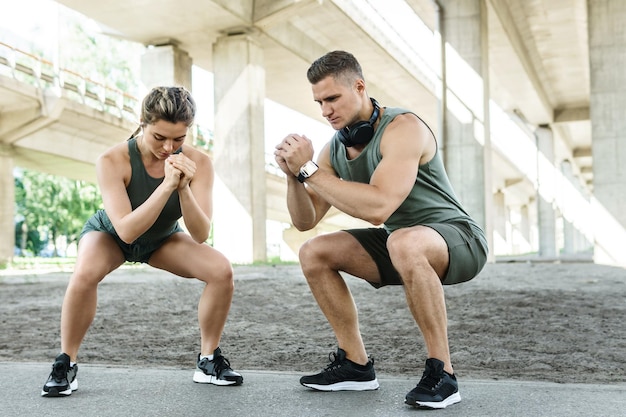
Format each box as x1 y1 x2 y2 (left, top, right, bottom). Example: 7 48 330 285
130 86 196 138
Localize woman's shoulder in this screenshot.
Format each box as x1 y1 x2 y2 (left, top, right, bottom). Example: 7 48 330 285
181 144 212 164
97 140 130 166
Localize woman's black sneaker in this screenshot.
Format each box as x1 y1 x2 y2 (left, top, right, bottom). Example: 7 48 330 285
41 353 78 397
192 347 243 386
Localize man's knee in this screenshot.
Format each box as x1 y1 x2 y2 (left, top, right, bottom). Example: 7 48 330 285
387 227 448 279
298 236 324 269
387 228 425 261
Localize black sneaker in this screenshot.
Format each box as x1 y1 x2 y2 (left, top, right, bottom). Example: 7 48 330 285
405 358 461 409
41 353 78 397
300 348 379 391
192 347 243 386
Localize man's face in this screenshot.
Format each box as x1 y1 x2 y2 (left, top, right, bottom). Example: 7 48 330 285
311 75 361 131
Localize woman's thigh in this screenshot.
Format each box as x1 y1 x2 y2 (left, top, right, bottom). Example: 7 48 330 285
147 233 231 281
72 232 126 283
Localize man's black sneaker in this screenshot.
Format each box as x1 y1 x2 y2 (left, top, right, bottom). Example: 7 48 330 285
41 353 78 397
405 358 461 409
192 347 243 386
300 348 379 391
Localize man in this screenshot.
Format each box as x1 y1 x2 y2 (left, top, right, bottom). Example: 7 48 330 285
274 50 488 409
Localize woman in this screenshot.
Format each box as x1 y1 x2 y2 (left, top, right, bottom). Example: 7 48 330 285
42 86 242 397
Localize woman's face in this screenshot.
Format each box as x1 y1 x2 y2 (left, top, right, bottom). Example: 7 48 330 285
142 120 188 159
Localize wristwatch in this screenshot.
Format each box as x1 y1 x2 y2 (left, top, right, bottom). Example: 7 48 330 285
297 160 319 183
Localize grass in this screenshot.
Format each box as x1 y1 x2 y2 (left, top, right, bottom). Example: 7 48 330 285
3 256 77 271
2 256 299 271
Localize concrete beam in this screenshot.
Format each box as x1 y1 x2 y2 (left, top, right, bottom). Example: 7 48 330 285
554 107 590 123
488 0 553 121
573 147 592 158
0 96 64 144
254 0 314 25
261 19 327 66
209 0 253 22
505 177 523 187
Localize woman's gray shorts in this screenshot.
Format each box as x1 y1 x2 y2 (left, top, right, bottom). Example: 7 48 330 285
345 219 488 288
80 210 183 264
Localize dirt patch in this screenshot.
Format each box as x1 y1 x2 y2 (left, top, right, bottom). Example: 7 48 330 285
1 262 625 384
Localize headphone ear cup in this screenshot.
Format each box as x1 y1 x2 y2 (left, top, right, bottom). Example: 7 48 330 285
337 98 380 147
338 127 351 146
346 121 374 146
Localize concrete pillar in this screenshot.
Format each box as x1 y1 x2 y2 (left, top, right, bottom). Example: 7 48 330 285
535 126 557 257
562 217 575 255
141 42 193 90
588 1 626 265
0 146 15 266
212 33 267 263
560 160 593 259
441 0 489 247
492 190 506 254
520 203 530 247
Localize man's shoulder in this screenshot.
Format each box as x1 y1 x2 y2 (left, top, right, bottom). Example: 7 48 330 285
383 108 433 133
382 106 414 117
381 108 423 128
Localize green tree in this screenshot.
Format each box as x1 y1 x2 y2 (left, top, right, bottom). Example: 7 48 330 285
12 8 141 258
14 170 102 256
58 10 144 95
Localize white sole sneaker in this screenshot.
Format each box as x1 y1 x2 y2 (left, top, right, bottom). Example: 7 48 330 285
301 378 380 391
415 392 461 409
193 370 240 385
41 378 78 397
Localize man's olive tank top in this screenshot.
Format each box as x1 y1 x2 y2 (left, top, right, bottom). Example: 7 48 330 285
329 107 475 232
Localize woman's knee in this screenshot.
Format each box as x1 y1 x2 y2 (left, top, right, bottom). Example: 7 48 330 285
67 268 104 292
202 251 234 287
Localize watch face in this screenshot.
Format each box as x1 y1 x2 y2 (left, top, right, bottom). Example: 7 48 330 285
302 161 317 176
298 161 318 183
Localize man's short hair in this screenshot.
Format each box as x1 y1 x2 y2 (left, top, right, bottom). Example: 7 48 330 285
307 50 364 86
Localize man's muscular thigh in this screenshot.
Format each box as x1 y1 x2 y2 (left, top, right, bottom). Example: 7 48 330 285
387 225 450 280
299 230 381 284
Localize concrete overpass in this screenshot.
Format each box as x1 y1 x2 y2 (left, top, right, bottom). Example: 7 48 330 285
0 42 367 263
2 0 626 266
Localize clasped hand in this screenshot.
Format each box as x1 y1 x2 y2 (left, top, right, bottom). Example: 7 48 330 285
274 134 315 177
165 153 195 190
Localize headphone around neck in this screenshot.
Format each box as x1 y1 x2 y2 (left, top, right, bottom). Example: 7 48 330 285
338 97 381 147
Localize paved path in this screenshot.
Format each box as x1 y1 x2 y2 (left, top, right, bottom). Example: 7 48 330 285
4 362 625 417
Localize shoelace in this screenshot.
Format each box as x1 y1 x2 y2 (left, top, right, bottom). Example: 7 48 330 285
323 351 344 372
212 355 233 377
51 361 67 382
418 369 443 391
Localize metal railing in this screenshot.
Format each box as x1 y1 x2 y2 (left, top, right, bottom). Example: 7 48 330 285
0 41 139 121
0 41 218 153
